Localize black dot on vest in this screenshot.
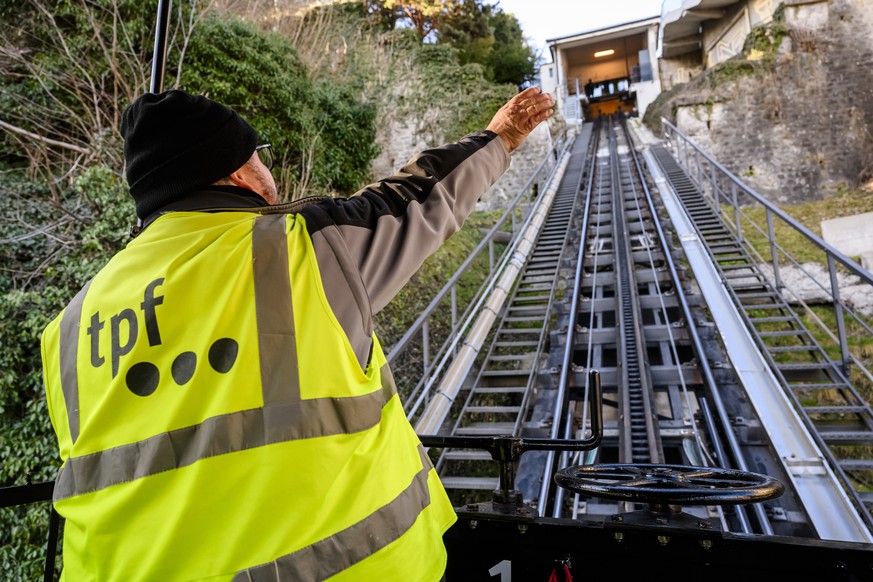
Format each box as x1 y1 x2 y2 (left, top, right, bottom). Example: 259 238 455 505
208 338 238 374
126 362 160 397
171 351 197 385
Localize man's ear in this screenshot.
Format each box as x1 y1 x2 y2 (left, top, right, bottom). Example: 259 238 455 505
228 167 256 192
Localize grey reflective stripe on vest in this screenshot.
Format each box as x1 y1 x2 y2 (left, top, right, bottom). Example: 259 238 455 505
53 375 396 500
54 215 395 501
252 214 300 404
59 279 92 444
233 446 433 582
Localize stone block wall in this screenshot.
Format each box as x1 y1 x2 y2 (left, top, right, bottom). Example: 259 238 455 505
657 0 873 204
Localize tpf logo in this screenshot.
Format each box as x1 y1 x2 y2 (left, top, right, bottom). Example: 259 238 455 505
86 278 238 396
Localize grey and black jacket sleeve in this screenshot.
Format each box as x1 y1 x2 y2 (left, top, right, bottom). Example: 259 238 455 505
299 130 510 367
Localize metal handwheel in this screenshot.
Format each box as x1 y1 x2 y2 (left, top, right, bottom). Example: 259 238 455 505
554 464 784 505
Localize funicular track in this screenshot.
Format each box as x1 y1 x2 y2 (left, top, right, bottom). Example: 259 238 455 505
651 144 873 533
607 122 663 466
550 118 761 526
549 120 827 536
431 118 818 537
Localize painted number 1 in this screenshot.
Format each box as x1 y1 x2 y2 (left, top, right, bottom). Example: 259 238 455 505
488 560 511 581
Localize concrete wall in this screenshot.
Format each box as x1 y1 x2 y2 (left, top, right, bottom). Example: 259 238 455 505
658 51 705 90
633 80 662 117
702 0 781 66
821 212 873 269
569 57 635 86
540 62 558 96
659 0 779 87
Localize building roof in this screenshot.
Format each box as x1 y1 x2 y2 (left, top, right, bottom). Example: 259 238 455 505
545 16 660 46
659 0 744 58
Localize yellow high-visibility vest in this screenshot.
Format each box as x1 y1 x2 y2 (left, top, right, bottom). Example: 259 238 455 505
42 210 456 581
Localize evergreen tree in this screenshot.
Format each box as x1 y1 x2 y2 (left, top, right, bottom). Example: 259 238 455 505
486 9 536 86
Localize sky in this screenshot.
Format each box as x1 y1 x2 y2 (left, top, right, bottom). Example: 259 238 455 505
495 0 665 60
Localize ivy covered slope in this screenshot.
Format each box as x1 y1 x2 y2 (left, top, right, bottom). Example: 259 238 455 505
1 1 534 578
0 2 377 577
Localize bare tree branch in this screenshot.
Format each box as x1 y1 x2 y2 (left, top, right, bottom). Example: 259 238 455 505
0 119 91 154
0 216 76 245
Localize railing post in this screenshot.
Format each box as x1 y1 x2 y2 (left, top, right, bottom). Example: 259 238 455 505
827 254 852 375
695 148 703 188
575 79 581 124
422 318 430 374
44 507 61 582
731 182 743 244
710 161 719 211
489 239 495 272
683 136 689 169
691 147 698 185
451 286 458 329
767 209 783 289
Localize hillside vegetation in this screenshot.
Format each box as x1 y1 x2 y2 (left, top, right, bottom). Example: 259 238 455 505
0 1 536 577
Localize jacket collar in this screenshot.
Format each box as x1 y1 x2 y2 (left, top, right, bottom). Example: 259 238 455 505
134 186 269 235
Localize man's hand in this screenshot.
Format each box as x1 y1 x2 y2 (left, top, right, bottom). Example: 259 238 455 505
486 87 555 154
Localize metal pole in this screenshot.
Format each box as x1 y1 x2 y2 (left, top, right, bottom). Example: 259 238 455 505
827 254 851 374
422 319 430 373
767 209 783 289
710 161 718 211
149 0 173 94
731 182 742 244
683 136 689 169
575 78 581 124
43 507 61 582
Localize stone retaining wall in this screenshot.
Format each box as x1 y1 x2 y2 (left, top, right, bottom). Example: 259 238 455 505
656 0 873 204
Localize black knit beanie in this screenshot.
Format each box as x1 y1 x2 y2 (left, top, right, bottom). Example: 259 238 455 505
121 90 258 219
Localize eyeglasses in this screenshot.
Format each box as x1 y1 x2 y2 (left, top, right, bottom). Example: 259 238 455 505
255 143 274 171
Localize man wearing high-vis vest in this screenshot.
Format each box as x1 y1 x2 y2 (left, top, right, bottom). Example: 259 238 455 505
41 86 554 581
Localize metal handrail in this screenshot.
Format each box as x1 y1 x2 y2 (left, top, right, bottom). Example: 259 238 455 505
661 118 873 380
662 120 873 284
0 482 60 581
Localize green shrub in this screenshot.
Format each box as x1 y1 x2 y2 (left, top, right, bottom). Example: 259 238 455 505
0 166 132 580
178 16 378 199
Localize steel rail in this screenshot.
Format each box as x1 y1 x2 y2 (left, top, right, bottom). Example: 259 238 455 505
608 121 663 465
565 127 613 520
619 129 710 464
537 120 600 517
